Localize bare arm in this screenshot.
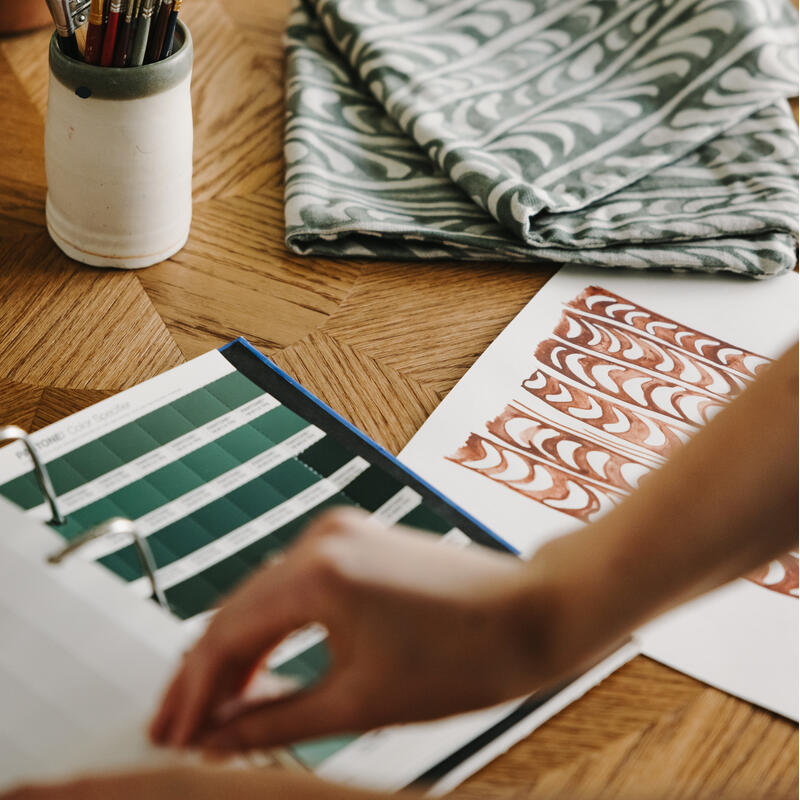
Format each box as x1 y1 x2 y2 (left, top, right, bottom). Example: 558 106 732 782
524 341 798 679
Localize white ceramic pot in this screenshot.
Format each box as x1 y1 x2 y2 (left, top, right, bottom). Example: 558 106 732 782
45 22 193 269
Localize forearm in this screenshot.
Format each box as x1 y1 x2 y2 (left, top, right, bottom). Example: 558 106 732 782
518 343 798 679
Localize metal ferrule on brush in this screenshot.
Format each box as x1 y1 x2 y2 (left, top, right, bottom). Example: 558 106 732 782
46 0 75 37
125 0 139 23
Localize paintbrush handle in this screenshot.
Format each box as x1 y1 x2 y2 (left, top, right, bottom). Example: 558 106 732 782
129 0 154 66
144 0 171 63
100 0 122 66
45 0 80 58
113 17 132 66
159 0 181 59
159 11 177 59
84 19 104 64
59 33 81 59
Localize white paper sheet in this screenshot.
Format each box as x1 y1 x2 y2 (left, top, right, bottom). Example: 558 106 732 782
400 265 799 720
0 498 189 790
639 579 798 719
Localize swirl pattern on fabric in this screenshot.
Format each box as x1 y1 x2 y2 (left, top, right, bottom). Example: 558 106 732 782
284 0 798 276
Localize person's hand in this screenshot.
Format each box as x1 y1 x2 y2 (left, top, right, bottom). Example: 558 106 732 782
0 766 392 800
150 508 553 752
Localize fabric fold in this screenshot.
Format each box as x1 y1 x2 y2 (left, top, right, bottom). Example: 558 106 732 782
284 0 799 276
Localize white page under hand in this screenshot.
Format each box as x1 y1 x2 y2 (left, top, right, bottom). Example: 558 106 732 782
0 498 189 790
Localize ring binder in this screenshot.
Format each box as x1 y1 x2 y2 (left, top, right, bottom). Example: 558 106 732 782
0 425 65 525
48 517 170 611
1 426 169 610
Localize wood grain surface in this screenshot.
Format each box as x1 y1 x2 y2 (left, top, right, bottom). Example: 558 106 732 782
0 2 797 797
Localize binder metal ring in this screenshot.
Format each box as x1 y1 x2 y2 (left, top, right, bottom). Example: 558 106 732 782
0 425 66 526
48 517 171 612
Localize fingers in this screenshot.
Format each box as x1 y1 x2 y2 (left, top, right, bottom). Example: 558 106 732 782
151 613 295 746
199 676 363 753
154 625 293 747
162 645 227 747
151 507 370 749
149 665 185 743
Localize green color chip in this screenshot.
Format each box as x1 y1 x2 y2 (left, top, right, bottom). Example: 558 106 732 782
165 574 223 620
109 480 169 519
190 497 251 538
299 437 352 477
70 498 126 532
345 467 404 511
148 460 203 498
137 405 195 442
206 371 264 407
172 389 230 427
103 423 160 463
400 503 452 535
268 460 320 496
251 405 309 441
292 735 358 769
149 517 216 564
64 441 124 484
217 425 275 462
182 443 240 481
227 478 286 518
46 459 89 496
0 473 43 510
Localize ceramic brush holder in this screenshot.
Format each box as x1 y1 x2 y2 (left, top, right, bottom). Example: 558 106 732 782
45 20 193 269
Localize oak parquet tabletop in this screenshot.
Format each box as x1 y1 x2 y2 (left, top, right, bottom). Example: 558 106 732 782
0 2 797 797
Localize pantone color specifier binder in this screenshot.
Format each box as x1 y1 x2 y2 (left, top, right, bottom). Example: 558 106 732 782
0 338 636 793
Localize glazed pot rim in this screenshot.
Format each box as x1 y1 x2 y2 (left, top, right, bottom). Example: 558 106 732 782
49 19 192 100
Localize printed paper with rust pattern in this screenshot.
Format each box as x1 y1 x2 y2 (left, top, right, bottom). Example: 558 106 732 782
400 267 798 719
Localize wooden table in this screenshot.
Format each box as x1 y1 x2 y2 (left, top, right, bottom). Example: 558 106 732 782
0 3 797 797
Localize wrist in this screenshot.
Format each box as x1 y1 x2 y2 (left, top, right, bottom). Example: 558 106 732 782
503 525 634 691
492 541 573 694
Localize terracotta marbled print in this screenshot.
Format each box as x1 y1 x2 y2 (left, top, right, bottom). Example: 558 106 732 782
450 286 797 599
453 433 622 522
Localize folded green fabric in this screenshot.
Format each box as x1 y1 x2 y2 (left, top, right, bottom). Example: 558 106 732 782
284 0 799 276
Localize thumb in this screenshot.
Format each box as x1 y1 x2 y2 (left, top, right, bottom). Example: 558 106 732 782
199 676 364 752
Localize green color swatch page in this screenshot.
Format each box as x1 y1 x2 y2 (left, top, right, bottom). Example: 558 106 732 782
0 338 511 772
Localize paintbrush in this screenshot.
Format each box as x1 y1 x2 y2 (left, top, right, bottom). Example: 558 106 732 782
100 0 123 66
45 0 81 59
144 0 171 63
83 0 105 64
129 0 154 66
159 0 181 59
113 0 139 66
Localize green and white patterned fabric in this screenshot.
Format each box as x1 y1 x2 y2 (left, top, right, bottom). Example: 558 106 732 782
284 0 799 277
